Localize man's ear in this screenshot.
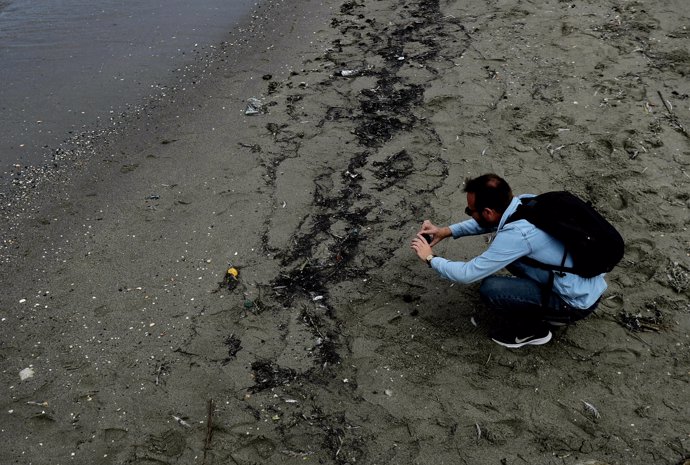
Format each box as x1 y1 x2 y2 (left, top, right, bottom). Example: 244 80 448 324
482 208 498 222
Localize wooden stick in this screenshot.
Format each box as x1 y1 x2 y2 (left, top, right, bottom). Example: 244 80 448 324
657 90 689 138
203 399 214 464
657 91 673 113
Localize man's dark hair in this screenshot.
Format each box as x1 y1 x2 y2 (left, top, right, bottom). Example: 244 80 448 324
463 173 513 213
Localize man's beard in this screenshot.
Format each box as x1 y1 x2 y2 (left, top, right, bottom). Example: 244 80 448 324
475 215 492 228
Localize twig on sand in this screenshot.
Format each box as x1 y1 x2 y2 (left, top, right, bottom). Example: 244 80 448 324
203 399 214 464
556 399 601 421
305 312 325 339
155 363 164 386
405 422 413 437
281 449 315 458
475 422 482 442
657 90 673 113
26 401 49 407
657 90 689 138
629 331 652 347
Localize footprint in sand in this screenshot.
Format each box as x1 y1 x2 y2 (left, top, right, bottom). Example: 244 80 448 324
619 238 659 282
584 139 614 159
609 190 629 211
230 437 276 460
600 294 624 311
144 429 186 458
597 347 642 367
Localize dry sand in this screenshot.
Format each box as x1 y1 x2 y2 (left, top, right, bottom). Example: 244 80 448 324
1 0 689 463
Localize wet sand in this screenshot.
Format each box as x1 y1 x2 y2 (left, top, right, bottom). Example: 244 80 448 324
1 0 689 464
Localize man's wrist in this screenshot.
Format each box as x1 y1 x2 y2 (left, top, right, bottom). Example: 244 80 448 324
425 254 436 267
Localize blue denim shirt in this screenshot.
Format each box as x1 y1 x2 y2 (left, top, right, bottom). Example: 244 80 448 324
430 195 607 308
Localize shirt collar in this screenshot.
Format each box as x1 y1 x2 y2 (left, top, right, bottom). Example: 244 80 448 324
497 196 522 230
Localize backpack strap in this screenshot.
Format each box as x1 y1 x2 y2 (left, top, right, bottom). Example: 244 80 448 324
507 199 575 276
540 251 567 307
518 256 573 275
508 199 570 307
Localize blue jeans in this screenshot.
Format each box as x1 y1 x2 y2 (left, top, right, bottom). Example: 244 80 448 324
479 275 597 325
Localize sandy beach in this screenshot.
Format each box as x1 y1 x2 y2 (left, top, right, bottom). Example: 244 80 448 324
1 0 689 463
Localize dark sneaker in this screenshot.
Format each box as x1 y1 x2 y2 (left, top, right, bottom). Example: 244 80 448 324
490 324 552 348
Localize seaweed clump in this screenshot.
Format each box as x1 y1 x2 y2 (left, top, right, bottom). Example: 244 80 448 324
250 361 297 393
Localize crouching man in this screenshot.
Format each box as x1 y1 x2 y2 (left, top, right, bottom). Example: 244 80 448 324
411 173 606 348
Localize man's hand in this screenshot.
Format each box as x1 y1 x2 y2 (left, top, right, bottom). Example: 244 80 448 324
418 220 451 247
411 233 433 262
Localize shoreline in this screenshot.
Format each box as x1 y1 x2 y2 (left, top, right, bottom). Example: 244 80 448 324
0 0 261 169
0 0 326 263
1 0 689 464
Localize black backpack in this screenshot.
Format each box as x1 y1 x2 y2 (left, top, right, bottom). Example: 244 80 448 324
507 191 624 278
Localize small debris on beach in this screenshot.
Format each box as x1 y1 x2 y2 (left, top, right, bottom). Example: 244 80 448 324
19 367 35 381
250 361 297 393
245 97 264 115
26 401 48 407
172 415 191 428
581 400 601 419
217 266 240 292
617 309 664 332
223 334 242 363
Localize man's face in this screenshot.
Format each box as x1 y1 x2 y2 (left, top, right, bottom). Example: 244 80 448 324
466 192 497 228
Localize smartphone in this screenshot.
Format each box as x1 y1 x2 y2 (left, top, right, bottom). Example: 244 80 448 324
422 234 433 245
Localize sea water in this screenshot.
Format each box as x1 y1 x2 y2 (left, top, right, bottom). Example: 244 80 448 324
0 0 258 167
